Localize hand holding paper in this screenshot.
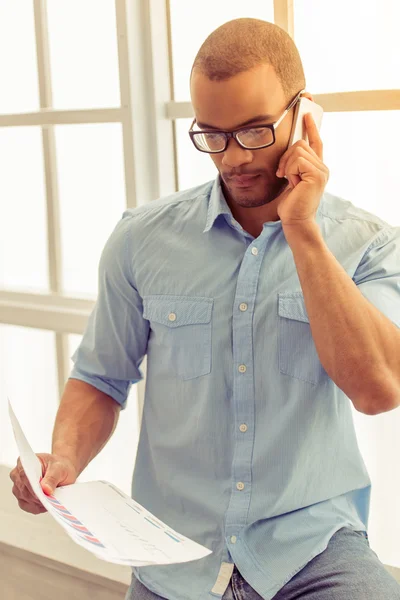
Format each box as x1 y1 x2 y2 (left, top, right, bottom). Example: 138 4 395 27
10 451 78 515
8 398 212 566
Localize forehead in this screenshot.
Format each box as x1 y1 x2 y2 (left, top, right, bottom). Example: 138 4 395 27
190 63 285 130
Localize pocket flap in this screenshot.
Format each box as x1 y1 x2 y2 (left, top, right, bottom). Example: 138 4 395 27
143 295 213 327
278 292 310 323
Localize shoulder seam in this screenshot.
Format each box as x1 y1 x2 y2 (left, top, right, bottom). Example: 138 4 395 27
125 193 209 221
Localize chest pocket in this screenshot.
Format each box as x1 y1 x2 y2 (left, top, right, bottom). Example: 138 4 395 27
278 292 327 385
143 295 213 381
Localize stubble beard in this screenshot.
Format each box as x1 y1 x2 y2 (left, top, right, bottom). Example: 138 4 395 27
225 176 289 208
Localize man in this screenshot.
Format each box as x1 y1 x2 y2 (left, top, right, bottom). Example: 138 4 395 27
10 18 400 600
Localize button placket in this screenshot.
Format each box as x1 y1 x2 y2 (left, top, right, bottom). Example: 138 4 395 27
225 236 266 545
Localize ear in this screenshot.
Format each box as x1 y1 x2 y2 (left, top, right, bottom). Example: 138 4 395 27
301 91 314 102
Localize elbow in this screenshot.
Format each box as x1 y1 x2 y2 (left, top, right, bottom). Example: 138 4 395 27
350 370 400 416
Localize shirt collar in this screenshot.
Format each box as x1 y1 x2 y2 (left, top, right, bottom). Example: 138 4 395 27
203 174 325 234
203 175 232 233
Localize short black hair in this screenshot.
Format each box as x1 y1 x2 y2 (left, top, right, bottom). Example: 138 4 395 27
191 18 306 103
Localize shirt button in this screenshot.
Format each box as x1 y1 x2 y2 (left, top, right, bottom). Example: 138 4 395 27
236 482 245 491
239 303 248 311
239 424 248 432
230 536 237 543
238 364 247 373
251 247 258 255
168 313 176 322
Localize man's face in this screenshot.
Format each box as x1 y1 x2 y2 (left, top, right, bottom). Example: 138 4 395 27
190 63 301 212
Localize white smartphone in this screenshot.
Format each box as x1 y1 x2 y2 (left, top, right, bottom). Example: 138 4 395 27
287 96 324 148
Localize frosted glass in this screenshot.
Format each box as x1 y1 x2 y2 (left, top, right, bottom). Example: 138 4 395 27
0 0 40 114
68 334 140 496
294 0 400 93
55 123 126 298
170 0 274 101
321 110 400 226
0 325 58 468
46 0 120 109
0 127 49 292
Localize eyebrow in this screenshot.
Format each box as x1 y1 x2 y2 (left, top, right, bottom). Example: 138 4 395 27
196 114 275 130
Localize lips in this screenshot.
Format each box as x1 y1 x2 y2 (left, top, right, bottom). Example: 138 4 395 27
230 174 260 186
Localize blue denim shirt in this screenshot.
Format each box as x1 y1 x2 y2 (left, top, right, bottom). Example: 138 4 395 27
70 175 400 600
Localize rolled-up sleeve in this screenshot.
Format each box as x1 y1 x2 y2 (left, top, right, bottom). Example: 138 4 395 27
353 225 400 329
69 213 149 409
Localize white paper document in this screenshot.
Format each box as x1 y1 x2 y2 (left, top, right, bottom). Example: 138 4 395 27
8 399 212 566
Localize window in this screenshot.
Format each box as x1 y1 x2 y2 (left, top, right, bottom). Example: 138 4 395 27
0 2 39 114
0 127 49 292
46 0 120 110
320 110 400 225
0 1 142 498
0 325 58 466
293 0 400 94
55 123 126 298
169 0 274 100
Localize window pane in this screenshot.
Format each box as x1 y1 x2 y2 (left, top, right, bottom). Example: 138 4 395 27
55 123 126 298
46 0 120 109
0 325 58 467
67 334 140 496
322 111 400 225
0 1 40 114
0 127 49 292
175 119 218 190
170 0 274 101
294 0 400 93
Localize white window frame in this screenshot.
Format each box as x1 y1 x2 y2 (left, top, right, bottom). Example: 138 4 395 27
0 0 177 422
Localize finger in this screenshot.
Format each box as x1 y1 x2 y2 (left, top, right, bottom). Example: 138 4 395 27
9 467 17 484
18 498 47 515
277 138 321 177
16 462 41 499
37 454 47 478
283 147 328 179
286 155 329 187
304 112 323 160
20 473 39 499
41 468 61 496
12 482 42 506
21 481 42 505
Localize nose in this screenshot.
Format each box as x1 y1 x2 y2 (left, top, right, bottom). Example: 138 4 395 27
221 138 253 169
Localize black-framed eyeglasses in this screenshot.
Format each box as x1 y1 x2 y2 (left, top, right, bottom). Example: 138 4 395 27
188 88 305 154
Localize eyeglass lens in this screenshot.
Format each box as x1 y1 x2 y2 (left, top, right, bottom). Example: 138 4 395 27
193 127 274 152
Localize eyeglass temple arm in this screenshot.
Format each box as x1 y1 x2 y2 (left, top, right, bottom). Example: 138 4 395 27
273 89 306 130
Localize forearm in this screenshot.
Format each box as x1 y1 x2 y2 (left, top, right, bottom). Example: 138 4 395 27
51 378 121 476
284 220 400 415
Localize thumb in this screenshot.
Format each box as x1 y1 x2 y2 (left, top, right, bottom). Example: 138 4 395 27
40 469 60 496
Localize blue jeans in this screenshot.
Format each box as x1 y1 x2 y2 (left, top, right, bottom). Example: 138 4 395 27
124 527 400 599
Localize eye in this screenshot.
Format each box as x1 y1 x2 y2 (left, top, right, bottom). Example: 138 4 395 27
204 132 225 142
243 127 266 137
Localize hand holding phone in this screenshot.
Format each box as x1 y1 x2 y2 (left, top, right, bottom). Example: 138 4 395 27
287 96 324 148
